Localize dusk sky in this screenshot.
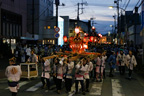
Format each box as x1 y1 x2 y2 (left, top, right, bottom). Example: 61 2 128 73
54 0 140 34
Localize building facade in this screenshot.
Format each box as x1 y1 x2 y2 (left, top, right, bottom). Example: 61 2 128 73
0 0 27 40
27 0 53 39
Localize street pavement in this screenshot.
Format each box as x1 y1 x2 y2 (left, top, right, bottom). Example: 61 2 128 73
0 71 144 96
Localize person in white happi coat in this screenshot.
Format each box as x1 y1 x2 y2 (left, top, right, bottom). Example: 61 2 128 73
75 58 88 95
84 57 93 92
102 51 107 79
53 58 63 94
41 59 51 90
95 54 103 82
116 50 126 75
5 57 22 96
125 50 137 80
63 56 74 93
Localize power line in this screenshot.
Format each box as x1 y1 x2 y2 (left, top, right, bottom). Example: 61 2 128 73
122 0 128 8
138 0 144 8
124 0 130 10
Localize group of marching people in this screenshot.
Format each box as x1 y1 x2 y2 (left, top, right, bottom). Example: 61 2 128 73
5 49 137 96
41 51 108 95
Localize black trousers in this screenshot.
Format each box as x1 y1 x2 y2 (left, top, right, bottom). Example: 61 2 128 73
53 76 57 85
65 78 72 92
119 66 125 75
56 79 62 90
93 68 96 78
86 79 89 90
103 68 105 78
41 77 50 89
12 92 17 96
109 67 114 76
75 80 84 92
128 69 133 78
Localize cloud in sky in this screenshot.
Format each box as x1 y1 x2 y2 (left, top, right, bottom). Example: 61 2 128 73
56 0 140 34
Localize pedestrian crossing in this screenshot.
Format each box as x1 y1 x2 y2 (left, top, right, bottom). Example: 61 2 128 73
89 81 103 96
3 78 126 96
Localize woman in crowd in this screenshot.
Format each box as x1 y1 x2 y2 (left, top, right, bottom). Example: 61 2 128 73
63 56 74 93
53 57 63 94
41 59 51 92
5 57 22 96
125 50 137 80
84 57 93 92
75 58 88 95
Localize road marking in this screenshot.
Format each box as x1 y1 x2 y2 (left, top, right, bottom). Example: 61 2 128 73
68 81 81 96
26 82 42 91
112 79 125 96
89 81 103 95
5 81 29 89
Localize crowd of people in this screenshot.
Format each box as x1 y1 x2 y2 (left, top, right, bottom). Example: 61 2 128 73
5 43 138 96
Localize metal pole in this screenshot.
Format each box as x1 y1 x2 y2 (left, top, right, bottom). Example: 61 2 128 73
77 3 79 26
117 0 120 44
56 5 58 27
32 0 34 38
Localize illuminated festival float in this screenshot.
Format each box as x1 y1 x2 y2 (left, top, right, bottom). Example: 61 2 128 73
43 26 101 61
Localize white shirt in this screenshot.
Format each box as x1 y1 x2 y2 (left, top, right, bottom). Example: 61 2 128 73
102 55 107 68
125 55 137 70
75 63 87 80
53 61 63 79
116 53 125 66
41 59 51 79
26 48 31 56
65 62 74 79
84 62 93 79
5 65 22 82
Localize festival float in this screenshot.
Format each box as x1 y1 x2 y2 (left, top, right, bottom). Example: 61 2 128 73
43 26 101 61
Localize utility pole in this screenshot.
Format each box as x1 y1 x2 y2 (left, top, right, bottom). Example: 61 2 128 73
77 1 88 26
77 3 80 26
55 0 59 27
32 0 34 38
114 0 121 44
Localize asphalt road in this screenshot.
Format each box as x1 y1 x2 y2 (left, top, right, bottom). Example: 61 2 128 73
0 70 144 96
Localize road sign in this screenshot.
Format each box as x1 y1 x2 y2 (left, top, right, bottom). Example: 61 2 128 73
54 27 60 33
54 33 60 38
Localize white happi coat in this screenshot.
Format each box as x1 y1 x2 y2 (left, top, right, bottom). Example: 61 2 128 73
102 55 107 68
116 53 125 66
41 59 51 79
96 57 103 73
84 62 93 79
53 61 63 79
75 63 88 80
64 61 74 79
125 55 137 70
5 65 22 92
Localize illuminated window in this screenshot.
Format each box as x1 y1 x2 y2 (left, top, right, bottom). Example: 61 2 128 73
54 26 56 28
53 40 55 44
44 26 46 29
48 40 49 42
48 26 50 29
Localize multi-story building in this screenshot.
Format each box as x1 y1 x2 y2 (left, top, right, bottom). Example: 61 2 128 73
27 0 53 40
0 0 27 42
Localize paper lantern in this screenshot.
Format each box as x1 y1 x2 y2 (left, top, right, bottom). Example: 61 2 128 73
89 36 94 42
69 37 74 41
83 44 88 49
83 36 87 42
98 33 102 38
75 27 80 34
63 36 67 42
